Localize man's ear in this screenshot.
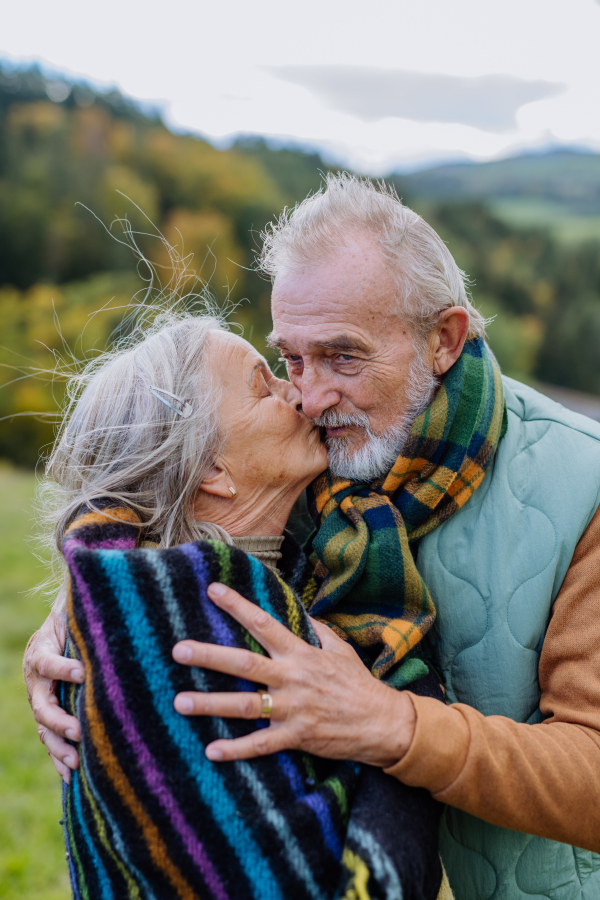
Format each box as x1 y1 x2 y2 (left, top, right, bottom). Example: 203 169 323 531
196 465 235 499
430 307 471 377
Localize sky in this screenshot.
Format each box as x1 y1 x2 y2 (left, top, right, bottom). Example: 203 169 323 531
2 0 600 174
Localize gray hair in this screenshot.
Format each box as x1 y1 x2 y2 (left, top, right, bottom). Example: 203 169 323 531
39 311 231 598
259 172 486 339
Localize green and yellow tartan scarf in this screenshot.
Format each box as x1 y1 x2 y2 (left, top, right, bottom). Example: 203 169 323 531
306 336 507 687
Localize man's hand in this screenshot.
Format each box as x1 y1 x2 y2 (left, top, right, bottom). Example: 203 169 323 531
172 582 417 766
23 606 84 781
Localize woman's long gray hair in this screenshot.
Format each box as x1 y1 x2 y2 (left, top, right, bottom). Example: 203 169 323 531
39 309 230 597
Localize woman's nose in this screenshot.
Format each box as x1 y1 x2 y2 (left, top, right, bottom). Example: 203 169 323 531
282 380 303 412
271 375 303 411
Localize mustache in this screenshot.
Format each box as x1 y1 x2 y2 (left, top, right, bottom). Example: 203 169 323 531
312 410 371 432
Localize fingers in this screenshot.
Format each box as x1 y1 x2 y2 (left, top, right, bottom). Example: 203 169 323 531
205 726 289 762
31 682 81 741
49 753 72 783
25 610 82 778
206 583 304 658
35 652 85 684
310 617 350 650
39 725 79 770
174 691 271 720
24 615 84 711
172 641 281 687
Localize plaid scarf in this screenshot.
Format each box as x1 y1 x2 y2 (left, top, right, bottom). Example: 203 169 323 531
307 337 506 687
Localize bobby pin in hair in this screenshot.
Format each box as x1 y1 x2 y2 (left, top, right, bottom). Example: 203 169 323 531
148 386 193 418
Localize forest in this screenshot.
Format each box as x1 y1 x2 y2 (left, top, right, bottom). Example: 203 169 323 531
1 62 600 466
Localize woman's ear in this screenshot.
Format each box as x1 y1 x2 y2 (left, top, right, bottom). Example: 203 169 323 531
430 307 471 377
196 466 236 499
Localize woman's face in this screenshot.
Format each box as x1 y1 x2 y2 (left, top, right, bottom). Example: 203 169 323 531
207 331 328 495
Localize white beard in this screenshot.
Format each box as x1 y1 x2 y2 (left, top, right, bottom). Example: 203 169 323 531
314 351 438 483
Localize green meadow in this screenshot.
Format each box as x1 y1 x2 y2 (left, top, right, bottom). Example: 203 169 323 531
490 197 600 245
0 465 69 899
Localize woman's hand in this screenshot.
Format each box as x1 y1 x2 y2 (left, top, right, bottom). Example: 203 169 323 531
172 583 417 767
23 606 84 781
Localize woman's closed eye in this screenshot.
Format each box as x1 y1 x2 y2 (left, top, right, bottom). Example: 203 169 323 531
248 362 276 398
258 372 273 398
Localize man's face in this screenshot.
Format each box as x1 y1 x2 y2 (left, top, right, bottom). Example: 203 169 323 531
270 236 437 479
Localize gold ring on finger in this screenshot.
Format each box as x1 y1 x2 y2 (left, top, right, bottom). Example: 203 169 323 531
258 691 273 719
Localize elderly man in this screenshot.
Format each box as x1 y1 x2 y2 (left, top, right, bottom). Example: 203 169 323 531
26 176 600 899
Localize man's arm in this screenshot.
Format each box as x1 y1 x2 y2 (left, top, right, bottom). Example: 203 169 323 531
168 506 600 852
385 503 600 853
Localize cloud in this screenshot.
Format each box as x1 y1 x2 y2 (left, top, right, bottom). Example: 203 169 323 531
266 66 567 132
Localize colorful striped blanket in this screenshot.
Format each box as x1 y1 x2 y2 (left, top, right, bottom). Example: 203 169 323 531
60 506 444 900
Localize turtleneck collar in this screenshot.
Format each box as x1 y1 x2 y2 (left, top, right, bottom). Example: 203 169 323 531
140 534 285 575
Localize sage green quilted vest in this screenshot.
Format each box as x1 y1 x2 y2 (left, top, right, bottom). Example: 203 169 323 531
417 377 600 900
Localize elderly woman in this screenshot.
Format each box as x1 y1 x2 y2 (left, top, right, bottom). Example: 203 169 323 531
25 312 448 900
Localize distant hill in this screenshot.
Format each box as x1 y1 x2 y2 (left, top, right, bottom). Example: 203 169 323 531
396 149 600 243
398 149 600 210
0 62 162 125
232 141 600 243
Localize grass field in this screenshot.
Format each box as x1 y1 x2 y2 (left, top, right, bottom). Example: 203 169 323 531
490 198 600 245
0 465 70 899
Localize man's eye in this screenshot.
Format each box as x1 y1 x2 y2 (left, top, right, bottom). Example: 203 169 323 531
281 355 302 364
338 354 355 362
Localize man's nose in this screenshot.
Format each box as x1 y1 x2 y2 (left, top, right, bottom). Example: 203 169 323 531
296 366 342 419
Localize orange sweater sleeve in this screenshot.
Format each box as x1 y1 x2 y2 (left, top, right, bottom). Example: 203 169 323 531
384 503 600 853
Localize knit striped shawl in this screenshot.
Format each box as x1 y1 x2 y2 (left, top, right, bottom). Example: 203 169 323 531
307 337 506 687
59 507 443 900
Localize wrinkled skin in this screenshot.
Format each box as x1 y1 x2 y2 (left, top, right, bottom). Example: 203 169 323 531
269 238 468 446
172 582 416 767
193 331 327 536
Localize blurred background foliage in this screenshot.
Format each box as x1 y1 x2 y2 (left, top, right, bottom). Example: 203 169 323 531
1 62 600 469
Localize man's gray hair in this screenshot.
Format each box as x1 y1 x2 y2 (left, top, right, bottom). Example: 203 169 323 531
40 312 230 595
259 172 486 339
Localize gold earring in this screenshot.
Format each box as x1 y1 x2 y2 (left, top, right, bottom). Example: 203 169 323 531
229 487 237 498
